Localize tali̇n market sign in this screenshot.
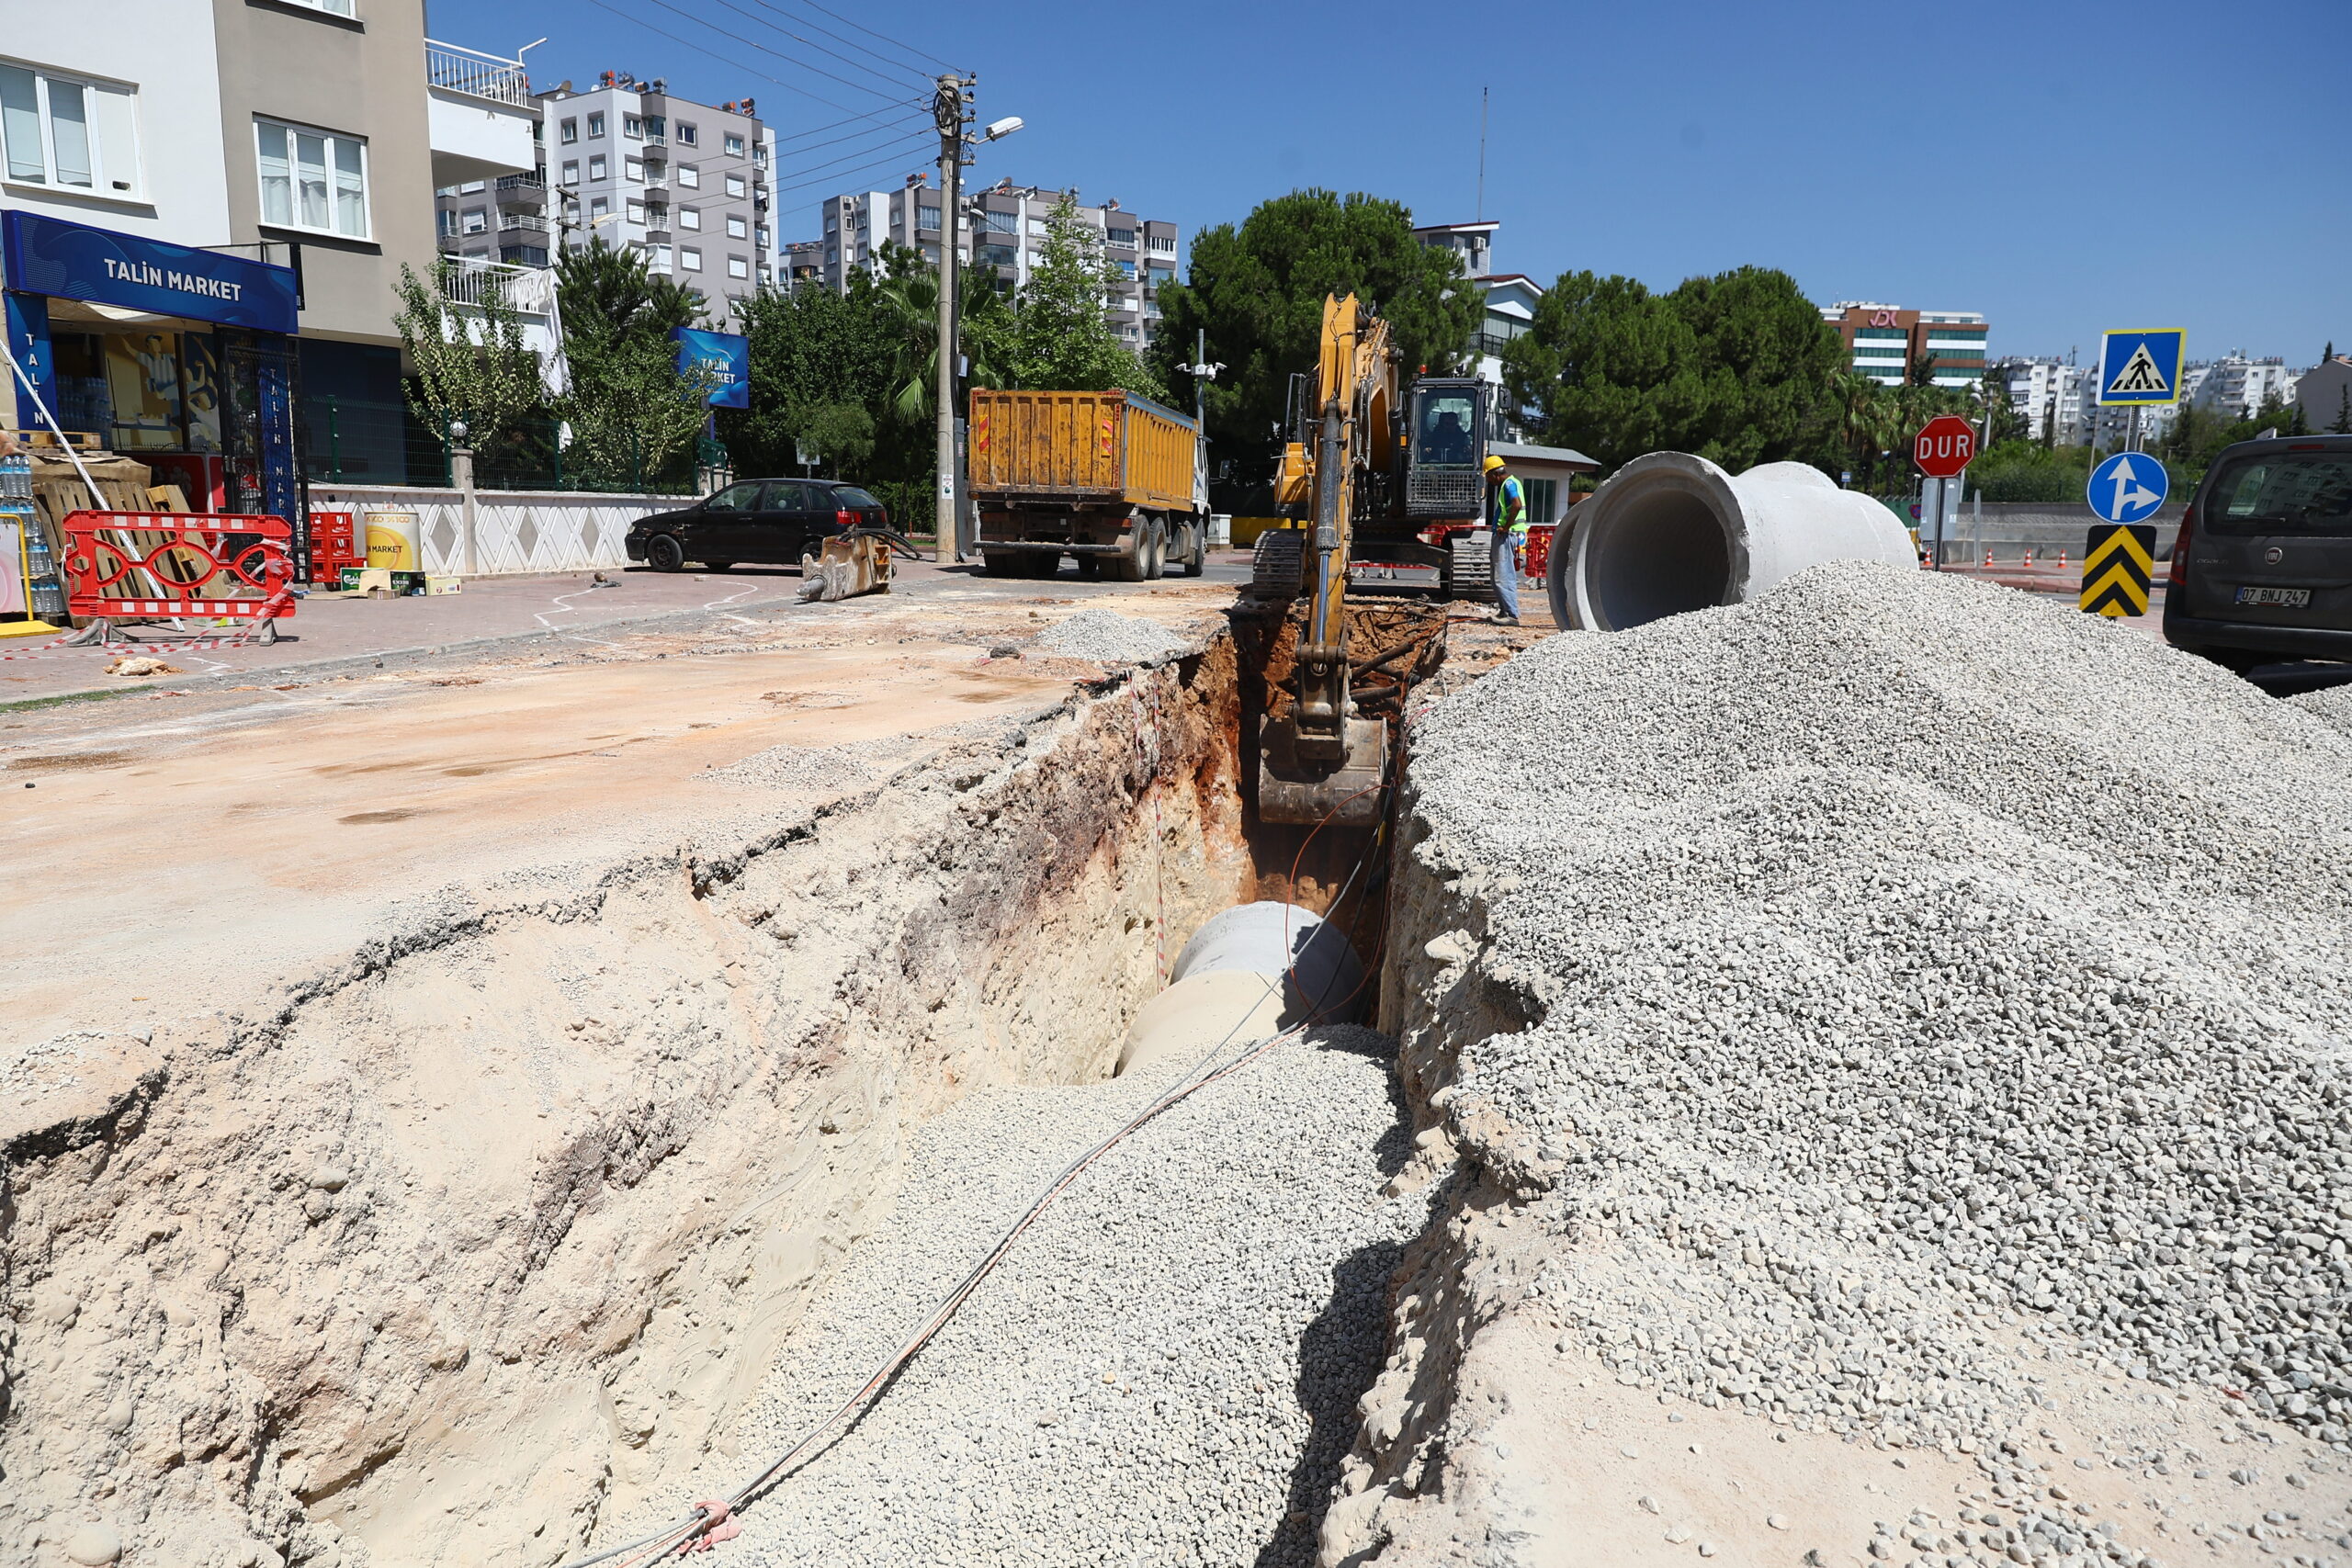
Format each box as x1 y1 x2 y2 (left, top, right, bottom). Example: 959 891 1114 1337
2 210 298 334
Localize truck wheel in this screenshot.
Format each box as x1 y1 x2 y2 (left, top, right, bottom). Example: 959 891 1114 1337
1023 552 1061 580
1143 518 1168 581
983 551 1023 579
1111 517 1153 583
1180 521 1205 578
1076 555 1102 580
1444 533 1497 604
1249 528 1306 600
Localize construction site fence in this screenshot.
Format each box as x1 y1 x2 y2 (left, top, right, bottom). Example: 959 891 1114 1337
301 485 698 577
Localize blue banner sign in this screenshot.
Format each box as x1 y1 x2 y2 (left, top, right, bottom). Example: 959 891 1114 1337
2 210 299 334
673 326 749 409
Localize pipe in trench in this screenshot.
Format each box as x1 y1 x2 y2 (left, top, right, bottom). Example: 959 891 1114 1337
1115 901 1365 1076
1547 452 1915 632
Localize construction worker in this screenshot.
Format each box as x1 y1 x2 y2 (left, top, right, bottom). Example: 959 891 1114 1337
1484 454 1525 624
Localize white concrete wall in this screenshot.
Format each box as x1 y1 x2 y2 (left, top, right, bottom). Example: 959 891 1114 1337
4 0 231 246
307 486 695 575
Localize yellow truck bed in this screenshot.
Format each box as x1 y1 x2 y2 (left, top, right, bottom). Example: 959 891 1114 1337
967 389 1198 513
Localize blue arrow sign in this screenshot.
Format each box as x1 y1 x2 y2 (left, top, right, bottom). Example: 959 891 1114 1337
2097 329 2186 406
2087 451 2170 525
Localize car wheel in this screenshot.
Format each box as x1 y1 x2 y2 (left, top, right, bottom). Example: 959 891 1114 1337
645 534 685 572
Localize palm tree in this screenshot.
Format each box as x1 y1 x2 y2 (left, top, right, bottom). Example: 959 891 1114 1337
872 255 1002 428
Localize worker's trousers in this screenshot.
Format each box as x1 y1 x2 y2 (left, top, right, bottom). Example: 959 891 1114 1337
1490 527 1521 619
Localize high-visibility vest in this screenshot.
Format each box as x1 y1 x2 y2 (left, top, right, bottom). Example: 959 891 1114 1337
1491 474 1527 536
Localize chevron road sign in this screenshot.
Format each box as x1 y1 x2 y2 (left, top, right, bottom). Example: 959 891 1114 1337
2080 524 2157 617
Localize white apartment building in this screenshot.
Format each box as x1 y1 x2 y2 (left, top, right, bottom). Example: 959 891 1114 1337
813 177 1181 349
516 72 775 331
2187 355 2301 421
2002 359 2096 445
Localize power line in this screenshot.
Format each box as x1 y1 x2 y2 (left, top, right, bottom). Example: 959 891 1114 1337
773 111 927 162
773 0 957 74
769 120 932 191
642 0 918 106
768 135 936 201
575 0 863 118
719 0 938 89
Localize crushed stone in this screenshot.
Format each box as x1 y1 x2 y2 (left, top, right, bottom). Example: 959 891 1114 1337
704 741 880 795
1030 608 1189 665
1399 562 2352 1558
2290 679 2352 740
601 1026 1419 1567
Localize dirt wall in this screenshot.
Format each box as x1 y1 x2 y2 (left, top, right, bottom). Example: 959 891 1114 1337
3 640 1249 1568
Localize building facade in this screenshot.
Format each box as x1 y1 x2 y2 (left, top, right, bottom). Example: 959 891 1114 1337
1413 220 1532 442
2187 355 2301 421
2 0 530 502
812 177 1180 350
526 73 774 330
2296 356 2352 434
2000 358 2097 445
1821 302 1990 389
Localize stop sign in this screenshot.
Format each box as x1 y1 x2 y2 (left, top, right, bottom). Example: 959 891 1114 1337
1914 415 1978 478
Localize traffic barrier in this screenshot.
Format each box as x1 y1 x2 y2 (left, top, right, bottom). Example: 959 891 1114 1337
1545 454 1913 632
60 510 296 642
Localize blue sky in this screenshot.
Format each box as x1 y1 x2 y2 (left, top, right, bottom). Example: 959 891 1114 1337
439 0 2350 365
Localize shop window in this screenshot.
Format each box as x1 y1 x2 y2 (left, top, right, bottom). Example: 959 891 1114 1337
726 213 746 239
560 118 577 143
680 247 702 272
0 62 142 197
678 206 700 231
255 118 368 239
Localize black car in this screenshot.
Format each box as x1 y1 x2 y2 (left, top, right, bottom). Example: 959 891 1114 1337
624 479 888 571
2164 434 2352 670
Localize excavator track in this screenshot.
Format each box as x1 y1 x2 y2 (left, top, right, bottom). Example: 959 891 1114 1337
1249 528 1306 601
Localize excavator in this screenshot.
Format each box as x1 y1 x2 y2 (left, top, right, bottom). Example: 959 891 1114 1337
1249 293 1493 828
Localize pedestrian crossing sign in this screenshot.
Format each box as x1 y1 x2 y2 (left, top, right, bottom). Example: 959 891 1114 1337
2097 329 2186 405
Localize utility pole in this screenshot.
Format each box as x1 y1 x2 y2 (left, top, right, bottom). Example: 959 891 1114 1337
1476 86 1488 220
933 73 968 561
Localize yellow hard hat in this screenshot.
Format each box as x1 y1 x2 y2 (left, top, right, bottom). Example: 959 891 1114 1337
1482 455 1506 474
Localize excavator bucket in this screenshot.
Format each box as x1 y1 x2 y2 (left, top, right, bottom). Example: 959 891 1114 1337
1256 713 1390 827
797 532 895 603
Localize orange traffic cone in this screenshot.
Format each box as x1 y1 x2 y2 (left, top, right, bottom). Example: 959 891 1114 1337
2024 547 2035 566
2059 548 2068 569
1984 548 1994 568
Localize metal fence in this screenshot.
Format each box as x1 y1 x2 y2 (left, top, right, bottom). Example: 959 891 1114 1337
424 40 530 107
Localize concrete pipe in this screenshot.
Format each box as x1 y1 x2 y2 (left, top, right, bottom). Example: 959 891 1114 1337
1546 453 1916 632
1114 902 1364 1076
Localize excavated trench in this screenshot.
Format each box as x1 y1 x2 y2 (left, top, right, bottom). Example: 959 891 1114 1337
2 605 1458 1568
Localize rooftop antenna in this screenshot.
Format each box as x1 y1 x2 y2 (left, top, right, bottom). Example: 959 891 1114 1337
1476 85 1488 220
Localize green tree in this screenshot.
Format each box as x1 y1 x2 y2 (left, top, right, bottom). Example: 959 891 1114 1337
793 402 875 471
391 259 546 451
2333 386 2351 435
1008 196 1163 396
721 272 897 477
549 240 712 484
1148 189 1479 463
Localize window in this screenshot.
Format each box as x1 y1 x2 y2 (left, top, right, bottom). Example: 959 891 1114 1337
589 195 609 218
1106 227 1135 247
676 121 696 145
0 62 142 197
649 243 672 272
503 244 549 266
587 112 605 138
623 114 642 140
680 246 702 271
625 157 645 182
560 117 577 143
916 203 940 231
1027 217 1047 236
1114 259 1135 277
1147 234 1176 254
626 199 645 223
724 132 743 156
754 224 769 247
752 141 767 168
436 209 458 237
728 254 749 279
560 159 578 184
678 206 703 230
275 0 356 13
461 207 487 233
979 209 1015 234
724 173 745 198
725 213 746 239
677 164 698 187
588 153 606 179
255 118 368 237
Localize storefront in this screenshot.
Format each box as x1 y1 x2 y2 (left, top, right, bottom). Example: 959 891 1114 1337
2 210 302 525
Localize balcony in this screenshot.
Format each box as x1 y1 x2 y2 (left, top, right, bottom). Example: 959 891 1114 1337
498 212 550 235
426 39 537 186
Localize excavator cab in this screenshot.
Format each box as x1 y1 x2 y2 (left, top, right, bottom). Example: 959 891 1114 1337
1404 379 1490 521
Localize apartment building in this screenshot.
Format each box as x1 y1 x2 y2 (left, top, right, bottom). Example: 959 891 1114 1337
813 177 1180 349
2187 354 2301 421
526 73 774 330
2001 358 2097 445
1821 302 1991 389
1 0 531 505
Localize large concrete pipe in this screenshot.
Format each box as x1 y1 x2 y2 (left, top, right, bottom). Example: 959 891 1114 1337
1546 453 1916 632
1114 902 1365 1076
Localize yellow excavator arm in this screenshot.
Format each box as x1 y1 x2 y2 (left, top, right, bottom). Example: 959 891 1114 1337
1256 295 1398 826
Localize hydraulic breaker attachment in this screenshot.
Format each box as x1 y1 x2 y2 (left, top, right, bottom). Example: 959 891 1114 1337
797 529 905 603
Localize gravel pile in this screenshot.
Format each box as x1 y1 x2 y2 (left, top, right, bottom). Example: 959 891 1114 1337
647 1026 1418 1566
2293 681 2352 740
707 742 880 795
1408 562 2352 1455
1032 608 1190 665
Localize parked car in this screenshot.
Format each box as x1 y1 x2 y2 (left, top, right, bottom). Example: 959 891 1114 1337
2164 434 2352 671
624 479 888 571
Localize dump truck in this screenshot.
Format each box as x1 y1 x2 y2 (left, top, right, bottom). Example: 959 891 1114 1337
968 389 1206 581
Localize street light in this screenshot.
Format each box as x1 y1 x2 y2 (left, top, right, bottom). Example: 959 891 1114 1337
983 116 1023 141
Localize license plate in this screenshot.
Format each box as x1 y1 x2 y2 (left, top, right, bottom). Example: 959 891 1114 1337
2235 585 2312 608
